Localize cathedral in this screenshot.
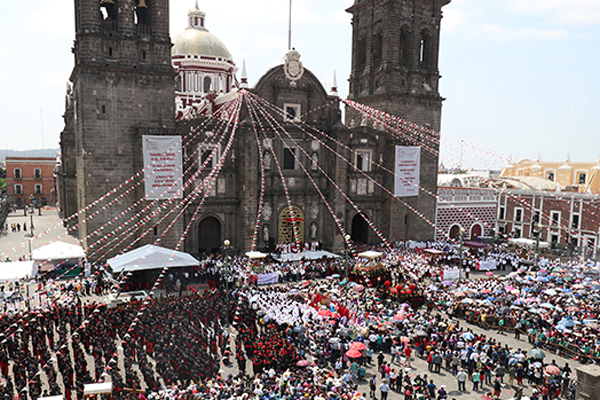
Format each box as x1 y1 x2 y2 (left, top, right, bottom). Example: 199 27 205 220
57 0 450 262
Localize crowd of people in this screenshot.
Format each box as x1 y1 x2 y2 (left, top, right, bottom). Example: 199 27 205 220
0 239 593 400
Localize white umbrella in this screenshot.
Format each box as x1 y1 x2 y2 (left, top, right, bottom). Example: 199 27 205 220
357 250 383 259
245 251 268 259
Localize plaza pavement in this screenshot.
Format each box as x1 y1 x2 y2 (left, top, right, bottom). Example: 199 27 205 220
0 208 78 261
219 274 581 400
0 213 584 399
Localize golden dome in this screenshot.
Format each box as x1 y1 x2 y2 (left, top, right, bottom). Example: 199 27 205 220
172 4 232 60
172 27 232 59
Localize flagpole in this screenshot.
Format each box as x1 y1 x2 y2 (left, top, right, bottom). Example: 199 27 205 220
288 0 292 50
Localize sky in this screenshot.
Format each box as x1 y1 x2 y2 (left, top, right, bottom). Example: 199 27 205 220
1 0 599 170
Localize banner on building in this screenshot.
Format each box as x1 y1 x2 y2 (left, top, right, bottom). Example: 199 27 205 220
394 146 420 197
142 135 183 200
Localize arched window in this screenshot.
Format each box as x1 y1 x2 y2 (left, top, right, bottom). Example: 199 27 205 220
419 29 431 69
399 26 411 66
175 75 182 92
101 0 117 21
371 33 382 69
135 0 151 26
203 77 212 93
356 39 366 73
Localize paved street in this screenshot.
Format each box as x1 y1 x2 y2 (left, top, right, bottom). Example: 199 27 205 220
218 281 579 400
0 213 583 400
0 208 78 261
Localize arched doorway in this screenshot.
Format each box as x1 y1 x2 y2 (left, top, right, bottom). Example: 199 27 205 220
449 225 460 240
470 224 482 241
278 206 304 243
351 214 369 244
198 217 221 254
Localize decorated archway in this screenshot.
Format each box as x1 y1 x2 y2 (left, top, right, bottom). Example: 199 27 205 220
198 216 222 254
278 206 304 243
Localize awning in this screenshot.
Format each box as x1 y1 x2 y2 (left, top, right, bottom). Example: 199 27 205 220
423 248 445 255
274 250 341 262
107 244 200 273
509 238 550 249
32 241 86 261
84 382 112 395
0 261 37 282
464 241 488 249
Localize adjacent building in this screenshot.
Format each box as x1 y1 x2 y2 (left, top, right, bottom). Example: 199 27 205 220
500 158 600 194
435 186 497 241
5 157 57 208
497 190 600 257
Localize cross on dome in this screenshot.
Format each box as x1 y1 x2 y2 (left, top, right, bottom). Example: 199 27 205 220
188 1 206 30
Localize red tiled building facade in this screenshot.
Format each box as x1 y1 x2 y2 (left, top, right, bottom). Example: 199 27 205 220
497 190 600 256
435 186 497 241
6 157 56 208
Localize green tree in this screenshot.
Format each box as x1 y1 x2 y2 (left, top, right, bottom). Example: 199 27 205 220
0 167 5 191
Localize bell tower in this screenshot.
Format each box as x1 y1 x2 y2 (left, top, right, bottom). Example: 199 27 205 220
345 0 450 242
65 0 180 260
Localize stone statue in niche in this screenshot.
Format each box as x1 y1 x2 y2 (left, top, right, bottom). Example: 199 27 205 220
311 153 318 170
263 224 270 242
360 114 370 127
264 151 272 170
310 222 318 239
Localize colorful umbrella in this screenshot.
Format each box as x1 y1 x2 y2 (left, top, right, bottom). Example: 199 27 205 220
318 309 332 317
353 284 365 292
545 365 561 375
345 349 363 358
350 341 366 351
528 349 545 359
393 313 406 321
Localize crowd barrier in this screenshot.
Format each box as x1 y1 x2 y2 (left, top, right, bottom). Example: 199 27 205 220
448 306 600 364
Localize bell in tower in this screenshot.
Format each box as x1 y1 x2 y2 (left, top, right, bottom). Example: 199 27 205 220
346 0 450 131
101 0 117 21
345 0 451 243
136 0 150 26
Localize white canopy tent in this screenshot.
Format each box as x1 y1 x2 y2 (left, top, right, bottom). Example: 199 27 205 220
83 382 112 395
509 238 550 249
357 250 383 259
245 251 268 259
107 244 200 273
31 241 86 261
274 250 341 262
0 261 37 282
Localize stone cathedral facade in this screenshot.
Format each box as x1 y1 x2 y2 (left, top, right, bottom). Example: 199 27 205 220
59 0 182 262
58 0 450 260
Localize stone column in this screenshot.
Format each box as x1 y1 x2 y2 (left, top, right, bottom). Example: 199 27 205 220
577 364 600 400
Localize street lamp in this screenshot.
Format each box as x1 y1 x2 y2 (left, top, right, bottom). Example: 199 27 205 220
344 234 352 282
222 239 232 320
458 228 465 281
28 195 34 233
534 223 543 269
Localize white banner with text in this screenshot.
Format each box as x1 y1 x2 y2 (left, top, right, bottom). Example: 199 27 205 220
394 146 420 197
143 135 183 200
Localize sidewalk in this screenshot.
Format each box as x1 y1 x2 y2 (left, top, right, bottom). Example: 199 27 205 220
0 208 79 261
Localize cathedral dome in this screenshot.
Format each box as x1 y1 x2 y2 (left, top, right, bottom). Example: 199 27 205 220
172 28 232 59
171 3 232 60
